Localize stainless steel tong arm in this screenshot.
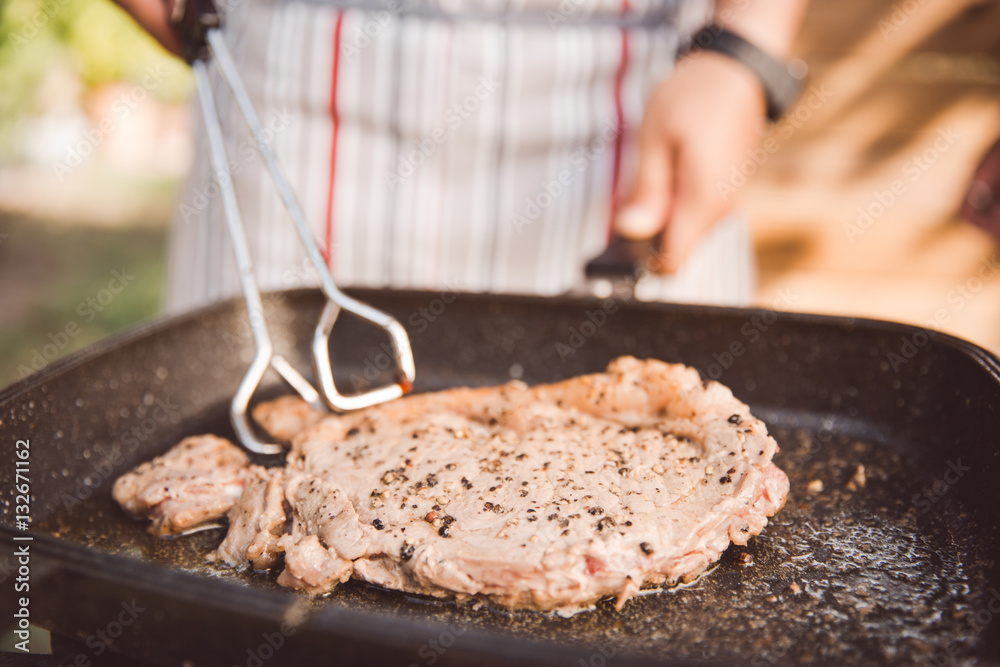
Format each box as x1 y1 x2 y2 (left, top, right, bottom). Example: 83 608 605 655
188 18 415 453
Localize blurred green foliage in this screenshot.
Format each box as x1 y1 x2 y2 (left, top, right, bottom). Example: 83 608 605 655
0 0 186 387
0 0 192 155
0 212 167 387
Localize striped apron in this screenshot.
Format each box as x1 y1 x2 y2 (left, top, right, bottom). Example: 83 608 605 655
166 0 755 312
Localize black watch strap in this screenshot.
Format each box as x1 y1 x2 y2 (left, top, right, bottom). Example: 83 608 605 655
686 24 802 122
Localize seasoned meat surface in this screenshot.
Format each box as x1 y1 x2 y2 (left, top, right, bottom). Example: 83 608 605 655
112 435 249 536
214 466 288 570
114 357 789 612
253 395 324 442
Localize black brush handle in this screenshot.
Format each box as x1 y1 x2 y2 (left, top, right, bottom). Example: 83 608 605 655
584 234 661 281
170 0 222 64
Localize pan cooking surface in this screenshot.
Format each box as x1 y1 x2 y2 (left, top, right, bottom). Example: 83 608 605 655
35 409 990 666
3 289 999 665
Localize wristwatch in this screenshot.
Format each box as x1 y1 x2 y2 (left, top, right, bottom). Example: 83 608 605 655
685 24 803 122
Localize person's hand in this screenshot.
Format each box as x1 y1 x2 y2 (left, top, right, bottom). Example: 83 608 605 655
112 0 182 57
614 51 768 273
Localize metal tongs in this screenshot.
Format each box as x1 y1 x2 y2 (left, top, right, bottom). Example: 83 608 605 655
171 0 415 455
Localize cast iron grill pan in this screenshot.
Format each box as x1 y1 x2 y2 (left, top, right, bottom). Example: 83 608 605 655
1 289 999 666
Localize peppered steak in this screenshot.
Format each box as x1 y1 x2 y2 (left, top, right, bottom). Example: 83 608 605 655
112 434 249 536
113 357 789 612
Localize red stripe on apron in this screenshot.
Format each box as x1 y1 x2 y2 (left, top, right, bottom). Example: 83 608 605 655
324 11 345 265
607 0 630 241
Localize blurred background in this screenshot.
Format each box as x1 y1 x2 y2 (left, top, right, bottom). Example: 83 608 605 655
1 0 999 388
0 0 190 385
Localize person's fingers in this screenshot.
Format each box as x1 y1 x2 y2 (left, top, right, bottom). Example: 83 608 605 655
113 0 183 57
146 19 183 57
615 53 766 275
659 183 711 273
657 143 730 273
615 121 674 243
